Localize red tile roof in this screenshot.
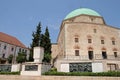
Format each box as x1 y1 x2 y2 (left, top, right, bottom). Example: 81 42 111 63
0 32 26 48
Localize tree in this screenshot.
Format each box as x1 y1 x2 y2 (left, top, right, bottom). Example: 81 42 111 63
29 22 42 61
16 52 26 63
7 54 13 64
42 27 51 63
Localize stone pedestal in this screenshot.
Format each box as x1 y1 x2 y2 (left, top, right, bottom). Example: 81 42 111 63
21 63 42 76
33 47 44 63
20 47 51 76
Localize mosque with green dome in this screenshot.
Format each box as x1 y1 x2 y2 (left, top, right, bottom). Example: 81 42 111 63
51 8 120 72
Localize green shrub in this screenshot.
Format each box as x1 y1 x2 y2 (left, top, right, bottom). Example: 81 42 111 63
0 72 20 75
43 71 120 77
49 67 57 72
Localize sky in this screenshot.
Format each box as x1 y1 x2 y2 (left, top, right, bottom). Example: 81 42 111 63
0 0 120 47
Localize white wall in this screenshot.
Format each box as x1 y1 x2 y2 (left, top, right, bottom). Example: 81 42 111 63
60 63 69 72
11 64 21 72
92 62 103 72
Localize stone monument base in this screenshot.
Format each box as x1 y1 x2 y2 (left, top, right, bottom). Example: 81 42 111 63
21 47 51 76
21 62 51 76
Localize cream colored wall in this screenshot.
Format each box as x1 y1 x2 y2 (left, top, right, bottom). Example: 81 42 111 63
52 15 120 71
51 44 58 59
57 25 66 57
64 15 120 57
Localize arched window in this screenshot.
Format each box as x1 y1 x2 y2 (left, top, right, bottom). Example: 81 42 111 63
88 47 94 60
113 48 118 57
101 47 107 59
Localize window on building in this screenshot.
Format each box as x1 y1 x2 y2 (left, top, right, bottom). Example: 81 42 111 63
11 47 14 51
93 29 97 33
75 38 79 43
114 52 117 57
75 50 79 56
102 51 107 59
101 40 104 44
88 51 93 60
91 18 94 21
19 48 21 52
88 39 92 43
22 49 24 52
112 41 115 45
2 54 5 58
107 64 117 71
4 45 6 50
25 50 27 53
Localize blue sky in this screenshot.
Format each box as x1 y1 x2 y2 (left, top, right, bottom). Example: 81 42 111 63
0 0 120 47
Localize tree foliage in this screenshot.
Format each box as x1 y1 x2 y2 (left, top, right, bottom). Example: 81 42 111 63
7 54 13 64
29 22 51 63
29 22 41 61
42 27 51 63
16 52 26 63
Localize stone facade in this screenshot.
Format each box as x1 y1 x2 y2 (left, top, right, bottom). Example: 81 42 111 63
51 9 120 72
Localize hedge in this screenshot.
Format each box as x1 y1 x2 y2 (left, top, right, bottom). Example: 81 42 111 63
0 72 20 75
43 71 120 77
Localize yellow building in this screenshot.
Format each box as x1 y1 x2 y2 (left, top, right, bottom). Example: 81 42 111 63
52 8 120 72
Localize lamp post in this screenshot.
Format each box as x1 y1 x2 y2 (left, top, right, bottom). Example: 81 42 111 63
12 46 17 64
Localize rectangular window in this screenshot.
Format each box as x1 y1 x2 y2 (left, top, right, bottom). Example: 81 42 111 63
101 40 104 44
94 29 97 33
2 54 5 58
112 41 115 45
75 50 79 56
75 38 79 43
88 51 93 60
25 50 27 53
4 45 6 50
22 49 24 52
19 48 21 52
88 39 92 43
102 51 107 59
11 47 14 51
107 64 117 71
114 52 117 57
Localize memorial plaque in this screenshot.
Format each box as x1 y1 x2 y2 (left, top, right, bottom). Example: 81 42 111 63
0 65 11 72
25 65 38 71
69 63 92 72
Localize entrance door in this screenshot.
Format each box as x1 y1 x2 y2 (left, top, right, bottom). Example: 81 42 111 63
88 51 93 60
102 51 107 59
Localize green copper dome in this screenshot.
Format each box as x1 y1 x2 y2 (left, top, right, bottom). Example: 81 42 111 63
64 8 101 20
